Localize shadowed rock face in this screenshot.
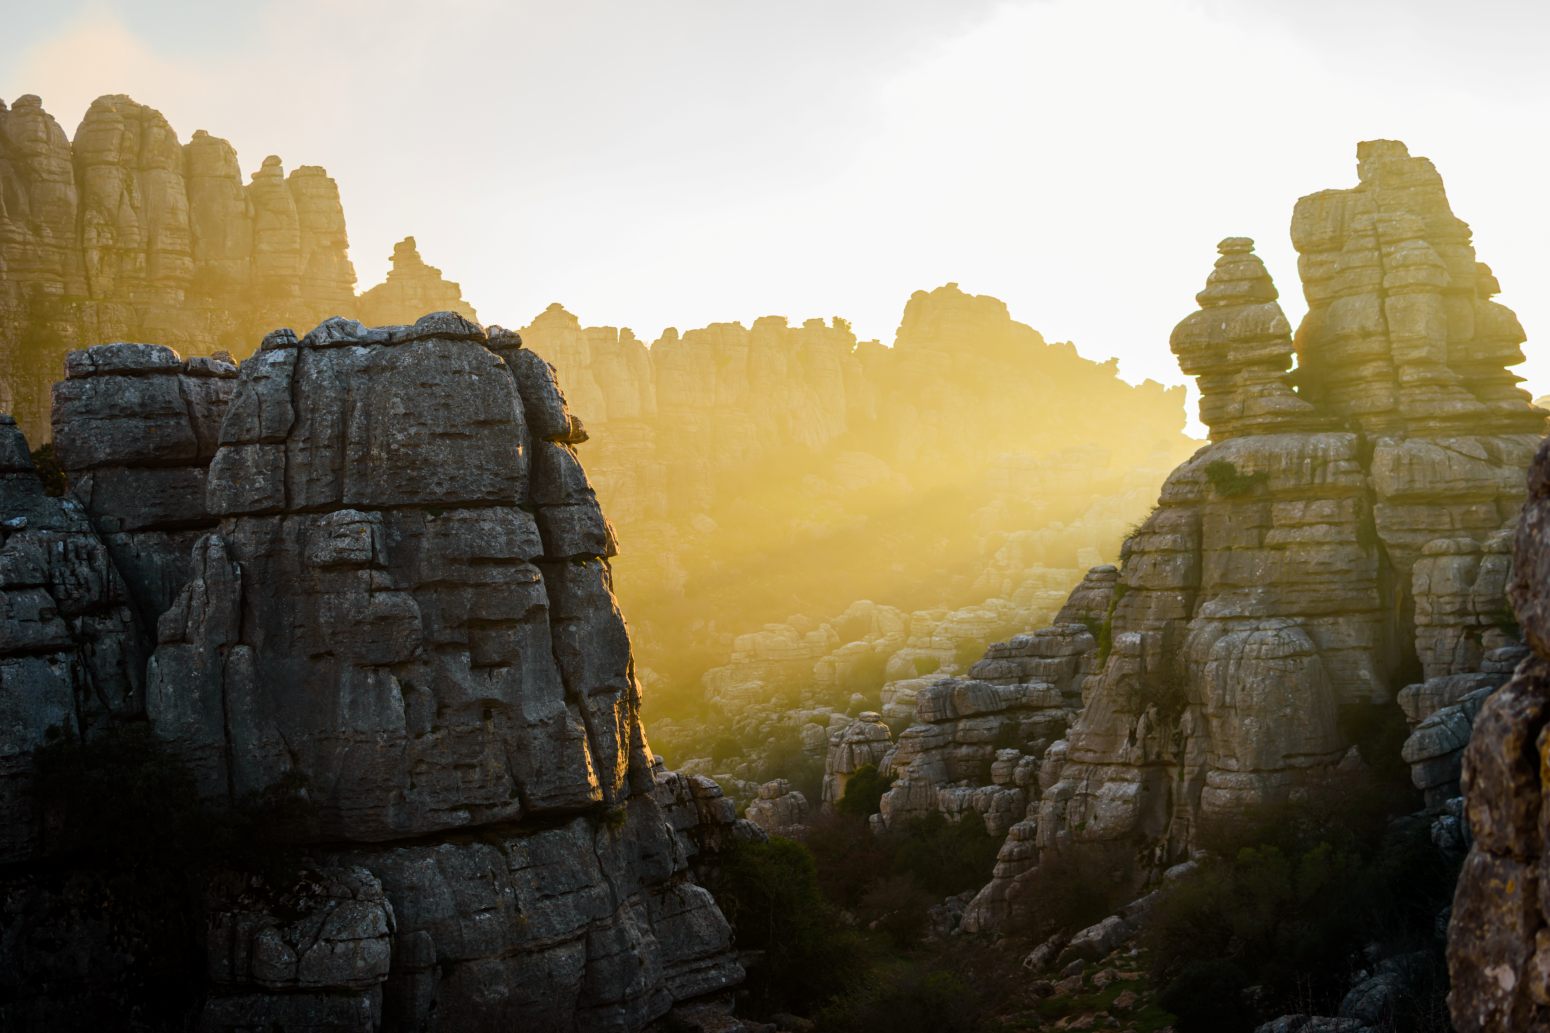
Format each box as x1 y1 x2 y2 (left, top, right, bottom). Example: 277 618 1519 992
0 313 746 1031
1447 439 1550 1031
865 142 1546 936
0 415 145 862
50 342 238 635
0 93 475 445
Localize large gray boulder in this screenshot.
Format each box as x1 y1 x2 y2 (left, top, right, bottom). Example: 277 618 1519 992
2 312 744 1031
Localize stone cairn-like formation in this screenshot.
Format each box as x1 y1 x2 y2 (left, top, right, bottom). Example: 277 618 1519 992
356 236 474 328
0 93 475 445
840 141 1544 938
0 312 751 1030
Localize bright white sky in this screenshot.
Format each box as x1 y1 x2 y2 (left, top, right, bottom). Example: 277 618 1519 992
5 0 1548 428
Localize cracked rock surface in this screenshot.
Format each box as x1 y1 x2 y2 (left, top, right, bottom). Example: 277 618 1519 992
1 312 746 1031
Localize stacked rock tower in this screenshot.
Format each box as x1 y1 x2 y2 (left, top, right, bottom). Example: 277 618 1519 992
832 140 1545 935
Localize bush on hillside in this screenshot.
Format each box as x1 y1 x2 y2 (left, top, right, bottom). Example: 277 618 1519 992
1146 778 1460 1031
816 961 988 1033
887 810 1001 897
706 836 867 1015
836 762 892 818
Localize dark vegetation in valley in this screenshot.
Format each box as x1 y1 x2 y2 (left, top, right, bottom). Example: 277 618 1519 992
706 750 1456 1032
707 770 1138 1031
1145 774 1459 1032
0 727 312 1028
705 795 1008 1030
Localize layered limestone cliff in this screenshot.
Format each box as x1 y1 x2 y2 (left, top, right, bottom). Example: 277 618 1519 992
0 313 746 1031
0 93 474 444
835 141 1544 936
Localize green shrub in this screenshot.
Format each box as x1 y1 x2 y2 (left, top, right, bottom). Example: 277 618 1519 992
836 763 893 818
1156 958 1255 1031
1204 459 1269 498
1146 779 1461 1030
28 443 66 496
887 811 1000 897
953 637 988 673
858 873 934 946
913 655 942 677
1121 668 1189 721
1006 845 1132 940
1095 616 1115 666
1122 506 1161 547
706 836 867 1015
816 963 987 1033
805 810 894 909
838 650 889 701
709 734 743 763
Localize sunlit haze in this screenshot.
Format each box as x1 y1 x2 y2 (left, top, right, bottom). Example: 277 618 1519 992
6 0 1549 432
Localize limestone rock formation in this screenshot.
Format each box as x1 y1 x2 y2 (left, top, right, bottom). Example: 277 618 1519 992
1447 438 1550 1031
1170 237 1323 439
0 314 746 1030
856 142 1545 937
1293 141 1540 436
50 342 237 631
356 237 478 327
0 415 144 861
200 865 396 1027
823 711 894 807
0 93 474 444
744 778 812 838
876 656 1081 839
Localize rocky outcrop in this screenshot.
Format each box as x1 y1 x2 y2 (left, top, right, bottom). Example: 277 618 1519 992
0 93 473 445
1446 438 1550 1031
1171 236 1323 440
50 342 237 632
1293 140 1539 437
857 142 1546 936
356 237 477 327
744 779 811 839
0 415 144 861
875 628 1088 839
0 314 745 1030
823 711 893 807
